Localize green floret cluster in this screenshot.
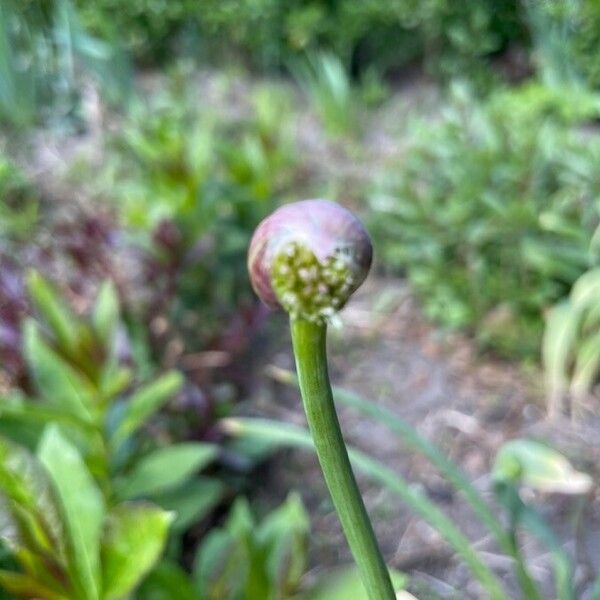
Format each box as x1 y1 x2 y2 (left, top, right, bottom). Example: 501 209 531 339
271 242 356 323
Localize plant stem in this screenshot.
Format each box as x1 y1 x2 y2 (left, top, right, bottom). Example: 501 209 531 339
290 318 395 600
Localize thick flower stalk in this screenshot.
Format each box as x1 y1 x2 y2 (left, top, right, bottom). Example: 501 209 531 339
248 199 395 600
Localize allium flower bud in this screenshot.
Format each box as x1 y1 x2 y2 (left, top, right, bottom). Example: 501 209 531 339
247 199 372 322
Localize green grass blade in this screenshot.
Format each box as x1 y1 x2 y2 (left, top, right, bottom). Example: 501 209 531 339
268 366 542 598
223 417 508 600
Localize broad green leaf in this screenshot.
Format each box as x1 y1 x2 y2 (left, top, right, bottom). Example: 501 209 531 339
135 560 197 600
116 443 217 500
494 439 593 494
0 570 67 600
193 528 242 600
0 437 66 559
38 426 104 600
101 503 173 600
110 372 183 448
92 281 119 346
27 271 78 356
305 566 407 600
258 493 309 594
23 321 94 422
152 477 225 532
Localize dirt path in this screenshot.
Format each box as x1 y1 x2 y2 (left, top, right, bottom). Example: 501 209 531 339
252 277 600 599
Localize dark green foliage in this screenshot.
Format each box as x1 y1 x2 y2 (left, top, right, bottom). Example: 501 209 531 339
0 157 38 243
0 0 131 129
368 84 600 357
73 0 526 80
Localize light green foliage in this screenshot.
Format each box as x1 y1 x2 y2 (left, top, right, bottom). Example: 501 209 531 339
0 157 38 243
193 494 309 600
369 83 600 357
0 274 224 597
38 426 105 600
98 71 298 344
0 0 130 128
543 268 600 413
290 52 358 136
101 504 173 600
0 432 172 600
115 443 218 499
494 439 592 494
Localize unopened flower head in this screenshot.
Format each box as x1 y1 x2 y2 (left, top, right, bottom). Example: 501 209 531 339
247 199 372 322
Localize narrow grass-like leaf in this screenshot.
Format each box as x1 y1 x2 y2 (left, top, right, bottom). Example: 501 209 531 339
224 417 508 600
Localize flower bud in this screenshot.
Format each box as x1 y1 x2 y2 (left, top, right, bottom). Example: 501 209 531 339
247 199 372 322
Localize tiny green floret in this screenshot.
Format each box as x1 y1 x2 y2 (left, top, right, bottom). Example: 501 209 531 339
271 242 356 323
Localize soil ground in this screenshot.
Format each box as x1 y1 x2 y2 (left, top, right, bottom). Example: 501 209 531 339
251 277 600 599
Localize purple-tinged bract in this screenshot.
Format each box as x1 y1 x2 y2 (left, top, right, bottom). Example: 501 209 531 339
247 199 372 322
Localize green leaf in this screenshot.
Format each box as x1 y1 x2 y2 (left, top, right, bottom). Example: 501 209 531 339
37 426 104 600
0 570 67 600
152 477 225 532
494 439 593 494
135 560 197 600
257 492 309 594
110 372 183 448
305 566 406 600
27 271 78 356
0 436 66 560
193 528 242 600
23 320 94 422
92 281 119 347
224 418 506 600
101 503 173 600
116 443 217 500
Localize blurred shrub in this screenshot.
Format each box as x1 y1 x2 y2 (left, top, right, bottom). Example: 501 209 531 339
4 273 226 524
73 0 525 81
0 156 38 242
98 72 298 356
369 83 600 357
0 0 131 129
290 52 359 137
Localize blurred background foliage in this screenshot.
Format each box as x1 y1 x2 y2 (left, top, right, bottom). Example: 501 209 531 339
2 0 600 597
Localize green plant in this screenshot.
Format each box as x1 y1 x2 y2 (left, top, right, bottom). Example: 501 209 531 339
98 72 298 350
0 156 38 243
226 409 592 598
248 200 398 599
0 0 130 129
1 273 226 543
0 427 172 600
543 267 600 416
290 52 358 137
369 83 600 358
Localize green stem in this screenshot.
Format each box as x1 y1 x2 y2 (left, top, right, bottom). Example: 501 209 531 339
290 318 395 600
